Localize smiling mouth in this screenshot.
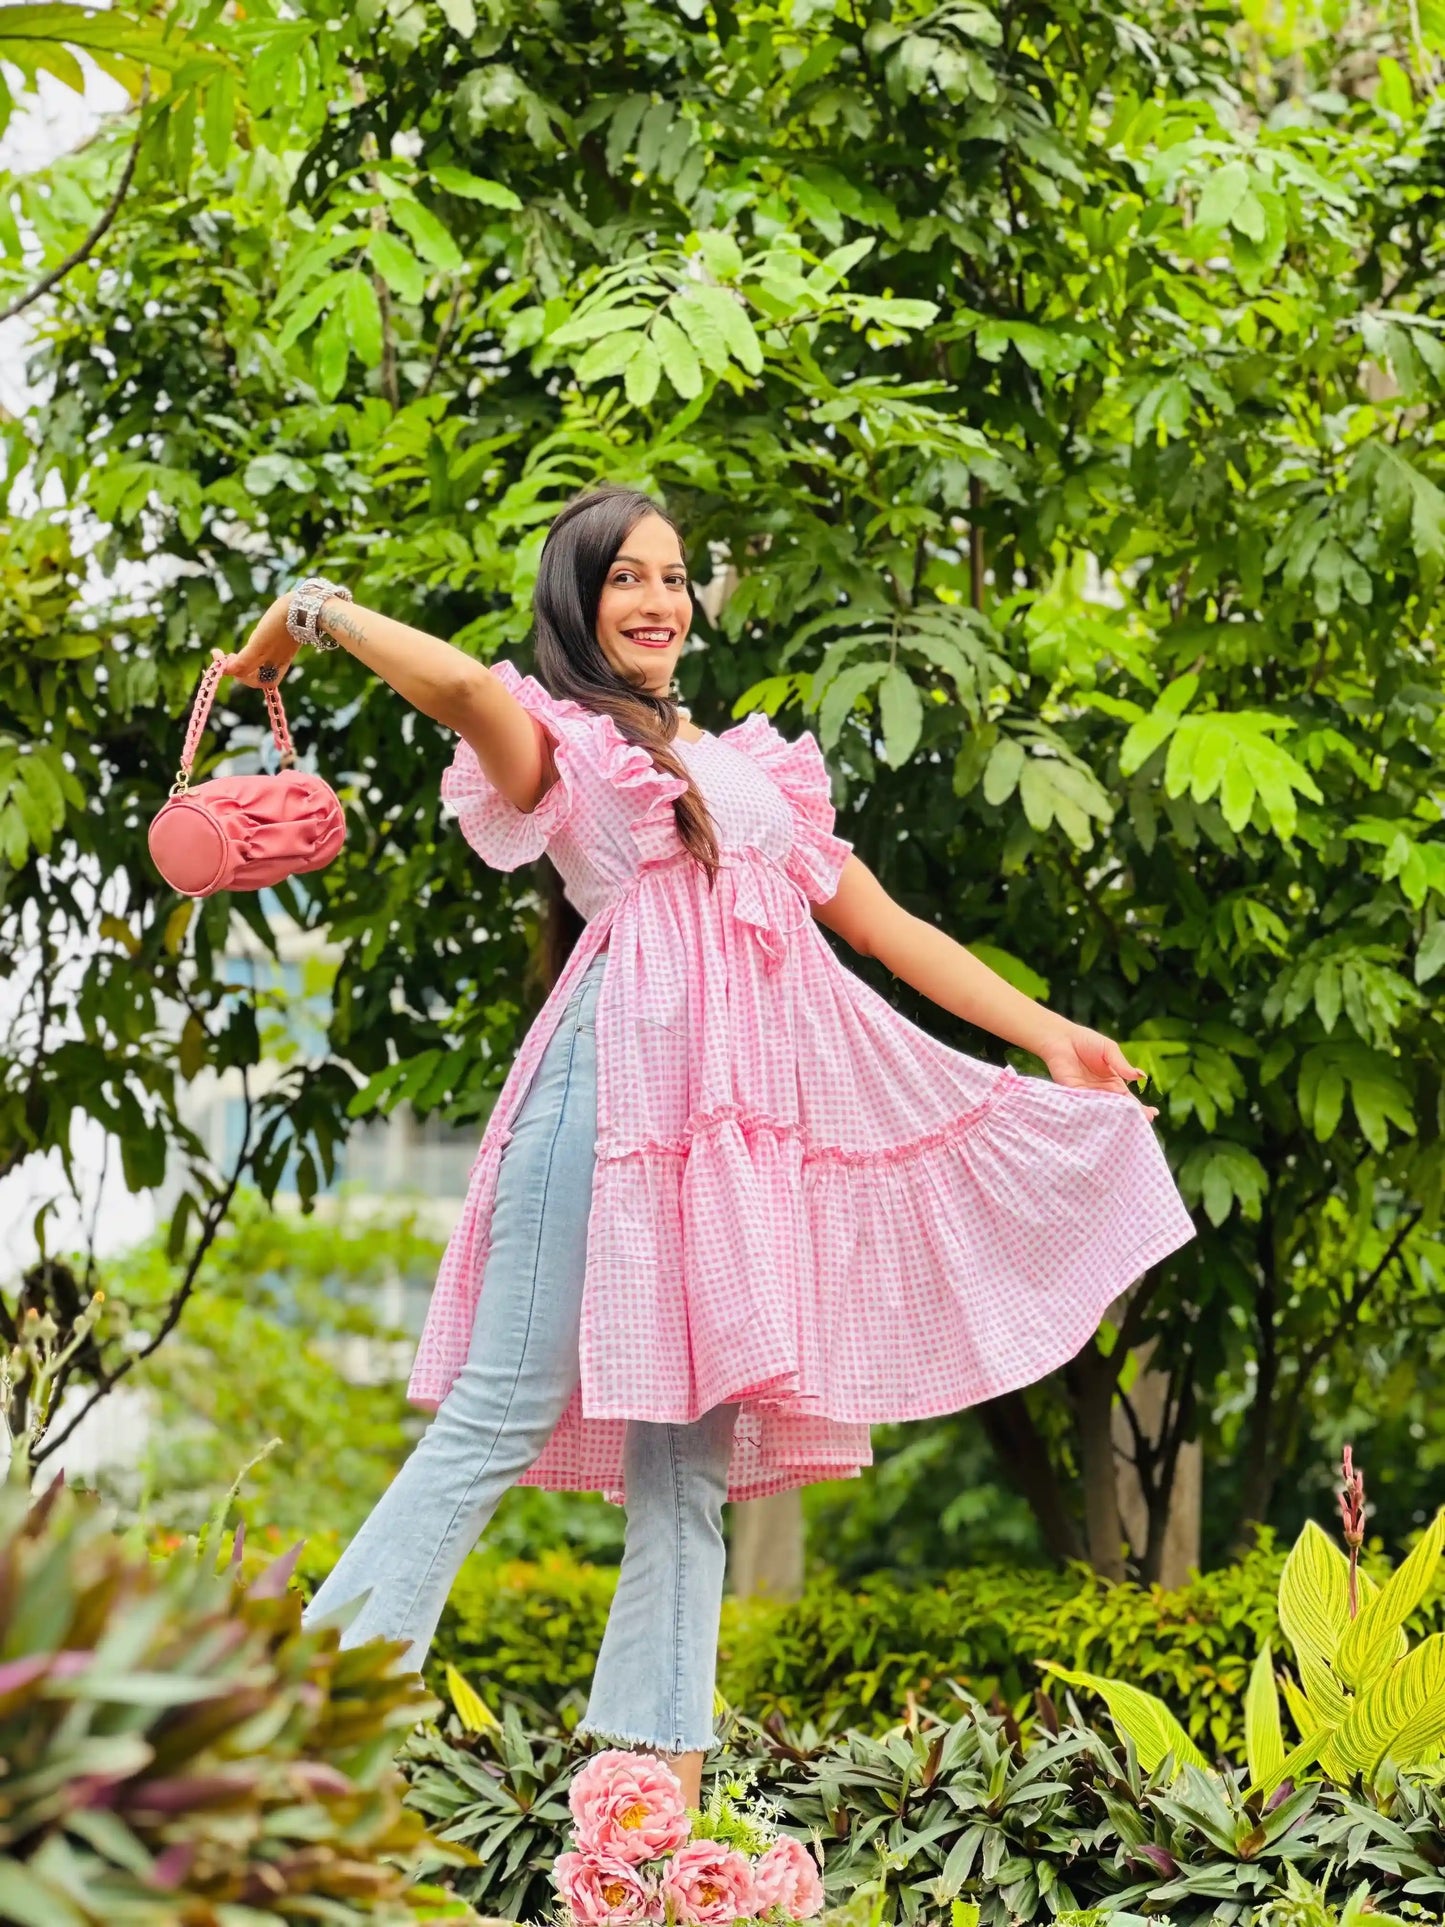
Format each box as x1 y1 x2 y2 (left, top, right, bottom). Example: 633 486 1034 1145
622 628 676 647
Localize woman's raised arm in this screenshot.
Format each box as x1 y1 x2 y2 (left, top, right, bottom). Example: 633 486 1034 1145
218 593 558 816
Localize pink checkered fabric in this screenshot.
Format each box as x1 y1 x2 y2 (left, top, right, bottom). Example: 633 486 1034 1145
409 660 1197 1505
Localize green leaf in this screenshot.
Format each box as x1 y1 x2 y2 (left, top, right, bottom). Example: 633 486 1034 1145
430 162 521 208
1232 191 1267 242
390 197 463 272
178 1013 208 1082
574 331 645 383
1118 683 1195 776
368 230 427 305
652 314 704 399
878 664 923 767
968 943 1050 1002
671 290 732 375
1244 1641 1286 1792
855 296 939 330
697 228 743 279
817 660 888 750
0 1862 88 1927
1038 1663 1211 1777
436 0 477 35
1183 1142 1267 1227
1195 160 1249 229
1375 55 1415 120
1278 1519 1353 1682
446 1662 501 1733
342 270 383 367
314 300 349 397
550 303 658 347
1336 1509 1444 1692
274 269 351 353
1334 1632 1445 1777
1415 921 1445 986
687 283 763 374
983 737 1025 806
624 335 661 407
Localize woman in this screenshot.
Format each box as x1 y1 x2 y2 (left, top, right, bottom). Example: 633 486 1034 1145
218 484 1196 1807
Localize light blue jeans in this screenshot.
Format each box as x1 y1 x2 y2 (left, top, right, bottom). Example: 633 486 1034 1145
301 945 740 1757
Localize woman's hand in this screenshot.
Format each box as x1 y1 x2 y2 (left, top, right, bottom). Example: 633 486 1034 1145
1040 1023 1158 1122
216 594 300 688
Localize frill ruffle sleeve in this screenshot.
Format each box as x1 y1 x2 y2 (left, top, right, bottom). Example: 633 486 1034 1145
728 712 854 903
439 659 607 871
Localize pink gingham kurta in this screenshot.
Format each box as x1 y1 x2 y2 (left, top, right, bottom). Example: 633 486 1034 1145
408 661 1197 1504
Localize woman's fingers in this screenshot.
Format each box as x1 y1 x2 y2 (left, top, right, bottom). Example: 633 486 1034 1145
1099 1035 1145 1086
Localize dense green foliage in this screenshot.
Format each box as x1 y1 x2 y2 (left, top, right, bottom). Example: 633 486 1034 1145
3 0 1445 1573
0 1472 477 1924
285 1535 1445 1768
100 1189 432 1536
399 1695 1445 1926
1050 1502 1445 1797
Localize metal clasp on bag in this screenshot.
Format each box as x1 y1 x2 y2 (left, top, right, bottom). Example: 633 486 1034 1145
169 767 191 799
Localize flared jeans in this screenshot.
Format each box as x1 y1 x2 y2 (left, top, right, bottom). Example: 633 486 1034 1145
301 945 739 1756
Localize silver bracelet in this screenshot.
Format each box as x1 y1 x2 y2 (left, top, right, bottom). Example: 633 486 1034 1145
287 575 353 650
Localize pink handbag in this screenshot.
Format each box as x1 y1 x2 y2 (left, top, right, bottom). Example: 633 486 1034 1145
148 649 346 898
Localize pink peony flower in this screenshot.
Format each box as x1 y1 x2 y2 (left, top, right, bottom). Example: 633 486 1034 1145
659 1838 758 1925
751 1835 824 1920
554 1848 657 1924
568 1750 692 1867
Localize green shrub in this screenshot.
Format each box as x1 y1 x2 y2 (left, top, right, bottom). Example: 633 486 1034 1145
1 1474 480 1924
309 1532 1438 1765
400 1693 1445 1927
713 1547 1306 1761
1044 1492 1445 1796
429 1548 619 1719
277 1519 1445 1792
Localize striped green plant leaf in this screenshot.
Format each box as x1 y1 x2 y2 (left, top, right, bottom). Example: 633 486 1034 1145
1279 1669 1352 1783
1333 1632 1445 1777
445 1663 501 1736
1244 1641 1286 1790
1335 1507 1444 1692
1277 1520 1356 1675
1038 1663 1210 1776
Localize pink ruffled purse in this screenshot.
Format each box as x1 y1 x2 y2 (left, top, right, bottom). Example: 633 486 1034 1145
147 649 346 898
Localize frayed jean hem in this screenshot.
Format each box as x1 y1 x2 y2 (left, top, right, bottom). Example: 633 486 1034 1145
574 1720 727 1759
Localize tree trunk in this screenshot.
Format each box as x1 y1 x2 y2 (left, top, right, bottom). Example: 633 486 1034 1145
1230 1237 1280 1555
726 1489 805 1600
1111 1348 1202 1589
975 1390 1085 1564
1070 1349 1128 1581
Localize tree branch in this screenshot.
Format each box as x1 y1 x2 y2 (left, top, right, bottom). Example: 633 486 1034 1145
34 1073 255 1461
0 74 152 326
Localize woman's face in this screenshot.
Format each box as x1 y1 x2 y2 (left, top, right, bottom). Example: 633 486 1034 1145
595 513 692 696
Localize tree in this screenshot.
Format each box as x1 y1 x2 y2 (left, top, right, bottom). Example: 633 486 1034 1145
2 0 1442 1574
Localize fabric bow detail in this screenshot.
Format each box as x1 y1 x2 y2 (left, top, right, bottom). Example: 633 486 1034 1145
729 857 814 974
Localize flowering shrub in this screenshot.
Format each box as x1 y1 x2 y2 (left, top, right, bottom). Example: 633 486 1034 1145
549 1751 824 1926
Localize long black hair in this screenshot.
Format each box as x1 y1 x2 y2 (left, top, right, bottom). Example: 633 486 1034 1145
527 485 720 992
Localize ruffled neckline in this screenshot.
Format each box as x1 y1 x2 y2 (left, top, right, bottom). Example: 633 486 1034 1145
488 663 804 865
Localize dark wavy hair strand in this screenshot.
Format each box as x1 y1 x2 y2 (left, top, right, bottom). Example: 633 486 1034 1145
527 484 720 991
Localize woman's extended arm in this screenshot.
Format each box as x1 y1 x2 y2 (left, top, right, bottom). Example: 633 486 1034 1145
815 854 1153 1106
217 593 557 815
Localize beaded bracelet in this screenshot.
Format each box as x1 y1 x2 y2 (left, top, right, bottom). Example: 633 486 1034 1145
286 575 353 651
